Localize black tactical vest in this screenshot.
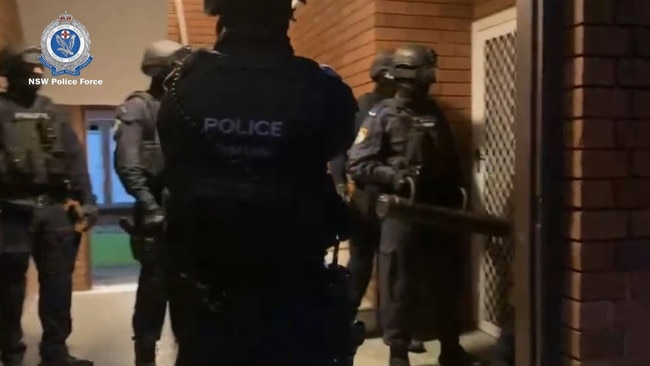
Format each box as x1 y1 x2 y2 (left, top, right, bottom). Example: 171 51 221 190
381 99 462 204
166 50 333 204
125 91 164 177
0 95 68 195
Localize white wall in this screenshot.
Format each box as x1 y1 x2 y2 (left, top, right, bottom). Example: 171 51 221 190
17 0 168 105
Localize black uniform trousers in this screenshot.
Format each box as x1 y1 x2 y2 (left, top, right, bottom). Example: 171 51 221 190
131 238 190 354
129 221 189 365
131 234 170 345
0 202 82 362
170 259 350 366
346 188 381 315
378 216 462 351
132 257 168 344
163 209 353 366
129 220 196 365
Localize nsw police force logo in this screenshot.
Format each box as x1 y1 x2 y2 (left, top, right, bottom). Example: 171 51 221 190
39 11 93 77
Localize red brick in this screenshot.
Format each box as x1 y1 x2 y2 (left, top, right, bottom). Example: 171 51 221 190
565 119 616 148
566 150 629 178
615 0 650 25
614 240 650 270
567 0 614 25
630 210 650 237
627 324 650 356
628 270 650 298
562 328 624 359
616 120 650 149
566 57 616 87
632 151 650 177
570 26 631 56
566 180 614 208
569 211 628 240
613 298 650 329
617 60 650 88
567 241 615 271
615 179 650 208
635 29 650 57
631 91 650 119
565 270 626 300
566 88 631 119
563 299 613 330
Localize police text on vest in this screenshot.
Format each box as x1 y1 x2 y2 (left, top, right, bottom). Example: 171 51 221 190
203 118 283 137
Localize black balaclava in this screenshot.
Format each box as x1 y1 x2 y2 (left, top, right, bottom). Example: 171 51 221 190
1 46 43 106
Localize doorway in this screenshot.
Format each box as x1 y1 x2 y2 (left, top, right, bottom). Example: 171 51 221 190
84 110 134 209
84 109 138 282
471 8 517 338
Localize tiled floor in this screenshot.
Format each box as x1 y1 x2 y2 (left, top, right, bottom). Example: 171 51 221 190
19 277 495 366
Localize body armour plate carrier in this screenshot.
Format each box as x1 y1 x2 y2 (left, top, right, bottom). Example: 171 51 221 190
0 96 68 194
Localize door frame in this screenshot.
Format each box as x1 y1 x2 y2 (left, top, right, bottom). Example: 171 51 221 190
470 7 517 338
514 0 564 365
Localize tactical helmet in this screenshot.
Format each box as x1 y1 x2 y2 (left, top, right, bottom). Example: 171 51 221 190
0 45 41 77
369 50 394 81
204 0 306 20
141 40 191 77
391 43 438 84
320 64 341 80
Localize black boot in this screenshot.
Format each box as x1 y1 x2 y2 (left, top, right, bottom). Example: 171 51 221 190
407 339 426 354
2 353 25 366
134 341 156 366
389 346 410 366
39 355 94 366
438 344 483 366
1 341 26 366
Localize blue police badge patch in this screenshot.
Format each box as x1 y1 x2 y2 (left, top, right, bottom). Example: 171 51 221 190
39 11 94 77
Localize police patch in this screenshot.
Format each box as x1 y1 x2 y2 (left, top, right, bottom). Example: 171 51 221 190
354 127 368 145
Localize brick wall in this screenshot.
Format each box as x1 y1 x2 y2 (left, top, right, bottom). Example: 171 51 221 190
373 0 473 127
290 0 377 96
473 0 515 19
0 0 23 48
564 0 650 364
0 0 23 91
167 0 215 47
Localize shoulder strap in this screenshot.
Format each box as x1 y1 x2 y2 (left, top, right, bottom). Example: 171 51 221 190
368 99 393 117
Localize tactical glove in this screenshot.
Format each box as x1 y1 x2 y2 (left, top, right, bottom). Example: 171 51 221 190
392 170 416 192
336 183 350 202
142 207 165 233
82 204 99 227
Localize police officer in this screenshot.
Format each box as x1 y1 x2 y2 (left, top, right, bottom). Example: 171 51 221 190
156 0 363 364
113 40 190 366
332 53 393 315
348 43 478 366
329 50 427 354
0 45 97 366
329 50 394 201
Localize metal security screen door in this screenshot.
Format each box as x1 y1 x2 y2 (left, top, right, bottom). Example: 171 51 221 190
471 8 517 337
